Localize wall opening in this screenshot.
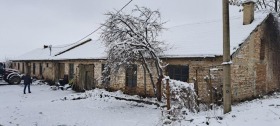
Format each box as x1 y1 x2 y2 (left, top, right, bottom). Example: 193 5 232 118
167 65 189 82
126 65 137 88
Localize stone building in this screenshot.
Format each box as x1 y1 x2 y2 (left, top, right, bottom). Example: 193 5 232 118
12 1 280 103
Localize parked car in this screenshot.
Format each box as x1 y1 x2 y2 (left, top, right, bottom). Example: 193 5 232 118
0 62 22 84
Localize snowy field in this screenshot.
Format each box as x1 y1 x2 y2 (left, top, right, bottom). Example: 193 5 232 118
0 80 160 126
0 80 280 126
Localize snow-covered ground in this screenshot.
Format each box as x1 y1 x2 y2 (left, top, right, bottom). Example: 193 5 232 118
0 81 160 126
0 80 280 126
180 94 280 126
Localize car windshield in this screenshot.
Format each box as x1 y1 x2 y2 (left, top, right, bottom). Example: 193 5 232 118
0 63 4 74
0 63 3 69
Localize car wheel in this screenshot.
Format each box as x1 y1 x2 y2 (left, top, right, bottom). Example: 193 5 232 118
8 76 21 84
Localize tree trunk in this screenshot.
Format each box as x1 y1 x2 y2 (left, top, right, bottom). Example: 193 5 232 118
263 0 267 8
139 52 156 96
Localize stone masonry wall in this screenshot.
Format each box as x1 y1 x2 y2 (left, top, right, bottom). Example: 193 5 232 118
11 15 280 103
12 61 55 81
231 14 280 102
162 57 223 102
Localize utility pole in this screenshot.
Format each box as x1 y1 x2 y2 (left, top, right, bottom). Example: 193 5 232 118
222 0 232 114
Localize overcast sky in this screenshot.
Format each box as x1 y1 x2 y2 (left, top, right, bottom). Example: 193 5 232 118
0 0 223 61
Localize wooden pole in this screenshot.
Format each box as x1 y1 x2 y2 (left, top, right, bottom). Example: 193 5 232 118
222 0 232 114
156 75 163 102
195 69 199 96
209 70 213 104
166 79 171 112
195 68 199 106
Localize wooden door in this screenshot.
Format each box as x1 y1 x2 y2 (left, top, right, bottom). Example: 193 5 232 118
125 65 137 94
78 64 95 91
59 63 65 79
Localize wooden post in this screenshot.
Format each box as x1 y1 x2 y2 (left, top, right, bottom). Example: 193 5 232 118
195 69 199 96
194 67 200 106
157 75 163 102
166 79 171 111
209 70 213 104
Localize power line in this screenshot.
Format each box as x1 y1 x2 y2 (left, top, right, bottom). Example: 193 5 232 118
167 16 241 29
57 0 134 48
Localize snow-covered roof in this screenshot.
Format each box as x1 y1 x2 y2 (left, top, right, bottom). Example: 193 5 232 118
15 40 107 61
15 46 63 61
162 12 268 58
53 40 107 60
13 1 270 61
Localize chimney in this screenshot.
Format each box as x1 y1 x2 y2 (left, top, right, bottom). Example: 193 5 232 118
242 1 255 25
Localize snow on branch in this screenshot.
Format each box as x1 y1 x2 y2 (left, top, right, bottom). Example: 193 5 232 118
230 0 280 16
100 6 166 92
161 77 198 124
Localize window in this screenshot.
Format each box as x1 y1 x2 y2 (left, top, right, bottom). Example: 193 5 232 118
102 64 110 84
0 63 4 74
39 63 43 75
22 63 25 73
33 63 36 75
69 63 74 80
46 63 49 67
126 65 137 87
167 65 189 82
0 63 3 69
18 63 20 70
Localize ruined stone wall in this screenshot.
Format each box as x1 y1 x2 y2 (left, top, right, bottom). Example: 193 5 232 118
12 61 55 80
162 57 223 102
41 62 55 80
106 62 157 97
231 14 280 102
11 15 280 102
56 60 102 89
54 60 156 95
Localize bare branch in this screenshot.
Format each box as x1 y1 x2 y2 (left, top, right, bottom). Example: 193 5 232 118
100 6 166 95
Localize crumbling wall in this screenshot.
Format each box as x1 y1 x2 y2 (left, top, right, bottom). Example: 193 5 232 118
231 14 280 102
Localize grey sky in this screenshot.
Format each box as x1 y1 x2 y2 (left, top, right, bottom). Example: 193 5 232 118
0 0 222 60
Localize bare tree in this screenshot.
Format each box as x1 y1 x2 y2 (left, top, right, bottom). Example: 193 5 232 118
229 0 280 16
4 57 12 68
100 6 166 98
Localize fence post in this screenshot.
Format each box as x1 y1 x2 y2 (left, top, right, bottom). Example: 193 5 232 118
209 70 213 105
157 76 163 102
166 79 171 112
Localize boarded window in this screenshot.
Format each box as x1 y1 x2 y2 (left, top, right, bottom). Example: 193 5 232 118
33 63 36 75
22 63 25 73
39 63 43 75
69 63 74 80
167 65 189 82
126 65 137 87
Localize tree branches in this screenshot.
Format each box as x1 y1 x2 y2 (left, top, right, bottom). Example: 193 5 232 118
100 6 166 94
229 0 280 16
